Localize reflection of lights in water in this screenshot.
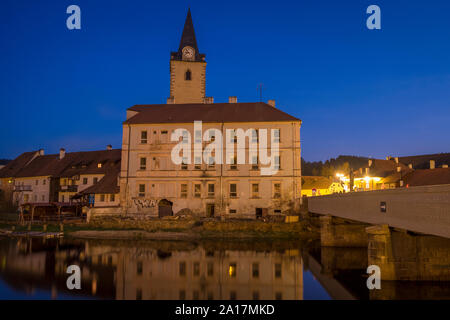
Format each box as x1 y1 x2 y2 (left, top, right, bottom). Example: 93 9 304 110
228 264 236 277
92 278 97 295
1 257 6 269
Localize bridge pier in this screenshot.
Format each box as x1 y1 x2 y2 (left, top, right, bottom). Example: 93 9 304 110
320 215 369 247
366 225 450 281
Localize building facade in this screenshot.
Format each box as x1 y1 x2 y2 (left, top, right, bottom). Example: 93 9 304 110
120 10 302 218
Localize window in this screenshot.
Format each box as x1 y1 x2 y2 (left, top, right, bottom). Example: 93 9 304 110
251 129 258 143
93 177 98 184
185 70 191 81
182 130 189 144
35 180 38 186
274 209 282 214
230 155 237 170
194 130 202 143
83 177 88 185
194 156 201 170
273 183 281 198
181 157 188 170
138 184 145 197
141 131 148 144
229 263 237 278
275 263 282 278
140 157 147 170
34 195 37 202
207 262 214 276
251 184 259 198
137 261 143 275
208 157 215 169
100 194 105 202
251 156 259 170
180 184 188 198
229 130 237 143
252 263 259 278
229 184 237 198
43 179 46 185
61 195 64 203
229 209 236 214
193 262 200 276
97 163 102 168
273 129 280 143
41 195 45 202
209 130 215 142
24 194 29 202
179 262 186 276
274 155 281 170
194 184 201 198
208 184 215 197
110 194 115 202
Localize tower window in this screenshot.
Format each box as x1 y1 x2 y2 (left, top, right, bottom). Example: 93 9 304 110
185 70 192 81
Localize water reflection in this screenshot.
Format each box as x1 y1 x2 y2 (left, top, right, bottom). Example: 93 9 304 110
0 237 448 300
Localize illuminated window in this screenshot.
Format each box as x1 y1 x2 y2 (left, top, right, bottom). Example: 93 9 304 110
251 184 259 198
97 163 102 168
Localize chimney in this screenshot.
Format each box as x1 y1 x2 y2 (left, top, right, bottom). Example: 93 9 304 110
59 148 66 160
443 164 449 168
166 97 175 104
204 97 214 104
267 100 276 108
39 149 45 156
430 160 435 169
397 166 401 173
228 96 237 103
394 157 399 164
107 145 112 151
408 163 413 169
368 159 373 167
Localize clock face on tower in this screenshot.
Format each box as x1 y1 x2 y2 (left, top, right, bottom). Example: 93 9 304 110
182 46 195 60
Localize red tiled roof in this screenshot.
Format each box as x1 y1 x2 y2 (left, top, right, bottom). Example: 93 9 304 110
80 169 120 195
0 151 39 178
403 168 450 187
354 159 411 178
125 102 301 124
397 153 450 169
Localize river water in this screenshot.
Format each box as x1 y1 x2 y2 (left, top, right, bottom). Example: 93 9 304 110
0 237 448 300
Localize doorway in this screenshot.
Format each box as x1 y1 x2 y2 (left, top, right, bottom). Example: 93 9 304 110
206 204 215 217
158 199 173 218
255 208 263 219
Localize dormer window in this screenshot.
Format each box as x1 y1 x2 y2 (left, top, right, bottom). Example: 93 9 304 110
185 70 192 81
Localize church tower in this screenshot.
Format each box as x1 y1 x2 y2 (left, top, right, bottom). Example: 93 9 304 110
168 9 206 104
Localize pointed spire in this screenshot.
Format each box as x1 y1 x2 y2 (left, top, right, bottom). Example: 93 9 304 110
178 9 198 53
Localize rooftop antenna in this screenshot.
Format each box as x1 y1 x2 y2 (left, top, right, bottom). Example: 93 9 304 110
257 83 264 102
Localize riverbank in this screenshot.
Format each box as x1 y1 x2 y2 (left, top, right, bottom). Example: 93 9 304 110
0 215 320 241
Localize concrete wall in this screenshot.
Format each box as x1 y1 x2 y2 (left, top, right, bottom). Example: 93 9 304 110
309 184 450 239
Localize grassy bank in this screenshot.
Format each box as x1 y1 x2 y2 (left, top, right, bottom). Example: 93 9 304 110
0 215 320 241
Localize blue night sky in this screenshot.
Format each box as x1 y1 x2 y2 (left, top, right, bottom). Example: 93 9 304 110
1 0 449 161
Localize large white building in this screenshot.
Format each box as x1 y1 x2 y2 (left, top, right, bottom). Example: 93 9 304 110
119 10 302 218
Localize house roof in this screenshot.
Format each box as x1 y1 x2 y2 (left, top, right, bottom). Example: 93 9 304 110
302 176 332 190
80 169 120 195
355 159 411 178
0 151 39 178
397 153 450 169
402 168 450 187
125 102 301 124
1 149 121 179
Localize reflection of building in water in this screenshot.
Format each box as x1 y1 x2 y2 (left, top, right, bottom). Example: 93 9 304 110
114 248 303 300
0 239 303 300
